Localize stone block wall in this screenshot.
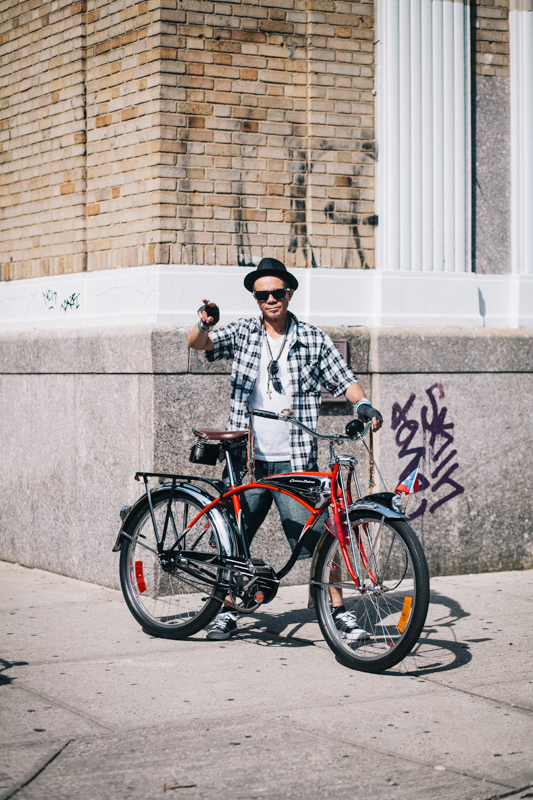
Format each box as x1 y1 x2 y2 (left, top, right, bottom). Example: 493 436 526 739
0 324 531 589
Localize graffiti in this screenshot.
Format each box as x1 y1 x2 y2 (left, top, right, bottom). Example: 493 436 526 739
42 290 57 309
42 290 81 312
60 292 80 312
391 384 464 525
324 202 375 270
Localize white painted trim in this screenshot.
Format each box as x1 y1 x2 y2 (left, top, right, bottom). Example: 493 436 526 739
0 265 531 332
377 0 471 272
510 6 533 274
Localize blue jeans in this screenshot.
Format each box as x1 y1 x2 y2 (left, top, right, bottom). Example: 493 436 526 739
225 459 324 560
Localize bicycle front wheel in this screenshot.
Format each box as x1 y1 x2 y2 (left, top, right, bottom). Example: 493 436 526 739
119 489 226 639
313 513 429 672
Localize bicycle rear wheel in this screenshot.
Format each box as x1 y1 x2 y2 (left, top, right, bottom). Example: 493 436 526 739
313 512 429 672
119 488 226 639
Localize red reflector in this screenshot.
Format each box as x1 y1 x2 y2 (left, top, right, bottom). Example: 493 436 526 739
254 591 264 603
134 475 140 481
135 561 147 593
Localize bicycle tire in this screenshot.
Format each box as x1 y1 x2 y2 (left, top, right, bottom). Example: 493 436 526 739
119 488 226 639
313 512 429 672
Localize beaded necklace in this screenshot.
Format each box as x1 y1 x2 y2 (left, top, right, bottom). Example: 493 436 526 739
263 318 290 399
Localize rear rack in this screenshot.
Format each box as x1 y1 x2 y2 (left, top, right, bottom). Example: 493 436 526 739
135 472 226 493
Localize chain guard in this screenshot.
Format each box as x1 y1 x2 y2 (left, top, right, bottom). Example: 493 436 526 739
229 559 279 615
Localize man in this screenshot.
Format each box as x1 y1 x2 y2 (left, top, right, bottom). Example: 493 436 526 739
187 257 383 640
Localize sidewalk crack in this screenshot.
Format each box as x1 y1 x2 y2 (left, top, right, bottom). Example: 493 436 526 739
1 739 73 800
12 682 116 733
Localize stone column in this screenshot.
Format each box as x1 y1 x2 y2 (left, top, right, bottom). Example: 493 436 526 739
510 0 533 274
376 0 471 272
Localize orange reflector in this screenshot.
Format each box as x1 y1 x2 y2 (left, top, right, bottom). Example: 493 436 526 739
135 561 147 593
397 596 413 633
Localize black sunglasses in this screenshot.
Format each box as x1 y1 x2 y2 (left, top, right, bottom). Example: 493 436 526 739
253 288 289 302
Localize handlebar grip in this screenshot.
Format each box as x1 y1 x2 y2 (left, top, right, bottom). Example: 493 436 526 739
252 409 280 420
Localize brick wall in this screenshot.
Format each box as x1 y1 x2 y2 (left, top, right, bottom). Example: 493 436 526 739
1 0 376 280
0 0 87 281
86 0 163 270
1 1 517 281
164 0 376 270
472 0 510 78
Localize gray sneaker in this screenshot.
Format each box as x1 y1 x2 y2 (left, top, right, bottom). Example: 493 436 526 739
333 609 370 641
206 611 238 641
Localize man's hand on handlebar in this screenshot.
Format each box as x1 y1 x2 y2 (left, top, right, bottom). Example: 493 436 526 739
344 384 382 433
357 403 383 432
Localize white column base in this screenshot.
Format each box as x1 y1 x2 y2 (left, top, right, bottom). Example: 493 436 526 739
0 265 532 331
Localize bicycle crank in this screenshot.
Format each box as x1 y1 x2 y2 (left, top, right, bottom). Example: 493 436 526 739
228 559 279 614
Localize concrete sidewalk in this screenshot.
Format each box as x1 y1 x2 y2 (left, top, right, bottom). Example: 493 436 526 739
1 561 532 800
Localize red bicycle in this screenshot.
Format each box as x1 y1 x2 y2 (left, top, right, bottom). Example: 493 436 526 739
114 409 429 673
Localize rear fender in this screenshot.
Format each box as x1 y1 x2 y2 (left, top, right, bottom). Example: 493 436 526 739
112 482 236 557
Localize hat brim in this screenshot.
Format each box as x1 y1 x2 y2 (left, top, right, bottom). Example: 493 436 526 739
244 268 298 292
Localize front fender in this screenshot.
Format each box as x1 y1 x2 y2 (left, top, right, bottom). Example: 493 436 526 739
350 491 405 519
112 482 237 557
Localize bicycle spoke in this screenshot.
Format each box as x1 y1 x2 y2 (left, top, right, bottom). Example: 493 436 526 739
120 491 225 637
313 514 429 671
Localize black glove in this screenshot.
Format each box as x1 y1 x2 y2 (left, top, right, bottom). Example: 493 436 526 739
197 303 220 326
356 403 383 424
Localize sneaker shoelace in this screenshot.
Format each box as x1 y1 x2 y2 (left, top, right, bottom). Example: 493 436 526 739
335 610 361 629
213 611 236 629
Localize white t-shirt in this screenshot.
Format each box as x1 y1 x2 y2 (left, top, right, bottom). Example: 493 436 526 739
248 322 294 461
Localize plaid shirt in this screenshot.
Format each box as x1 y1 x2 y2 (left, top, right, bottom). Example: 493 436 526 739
206 312 357 472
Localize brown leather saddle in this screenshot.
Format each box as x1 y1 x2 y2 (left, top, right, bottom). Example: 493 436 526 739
192 428 248 442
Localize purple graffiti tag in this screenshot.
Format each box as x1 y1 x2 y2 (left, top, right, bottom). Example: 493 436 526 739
391 394 429 519
421 384 465 514
391 385 464 525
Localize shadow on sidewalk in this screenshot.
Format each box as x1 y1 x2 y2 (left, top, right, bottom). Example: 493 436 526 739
0 657 29 686
378 588 473 677
242 587 474 675
140 587 474 675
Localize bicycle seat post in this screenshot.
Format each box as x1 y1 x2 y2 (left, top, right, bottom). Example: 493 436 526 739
223 447 253 564
225 449 238 488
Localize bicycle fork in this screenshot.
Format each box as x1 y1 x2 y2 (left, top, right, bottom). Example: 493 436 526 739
330 455 382 593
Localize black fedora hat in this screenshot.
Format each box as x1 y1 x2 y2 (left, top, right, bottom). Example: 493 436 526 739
244 257 299 292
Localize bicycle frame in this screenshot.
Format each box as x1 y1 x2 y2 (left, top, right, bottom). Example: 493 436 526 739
119 411 402 599
114 410 407 614
115 409 429 673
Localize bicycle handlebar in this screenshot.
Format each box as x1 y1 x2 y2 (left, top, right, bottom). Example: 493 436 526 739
252 409 279 421
251 408 370 441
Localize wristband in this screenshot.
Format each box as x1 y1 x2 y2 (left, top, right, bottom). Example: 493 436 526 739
354 398 371 412
198 320 212 333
